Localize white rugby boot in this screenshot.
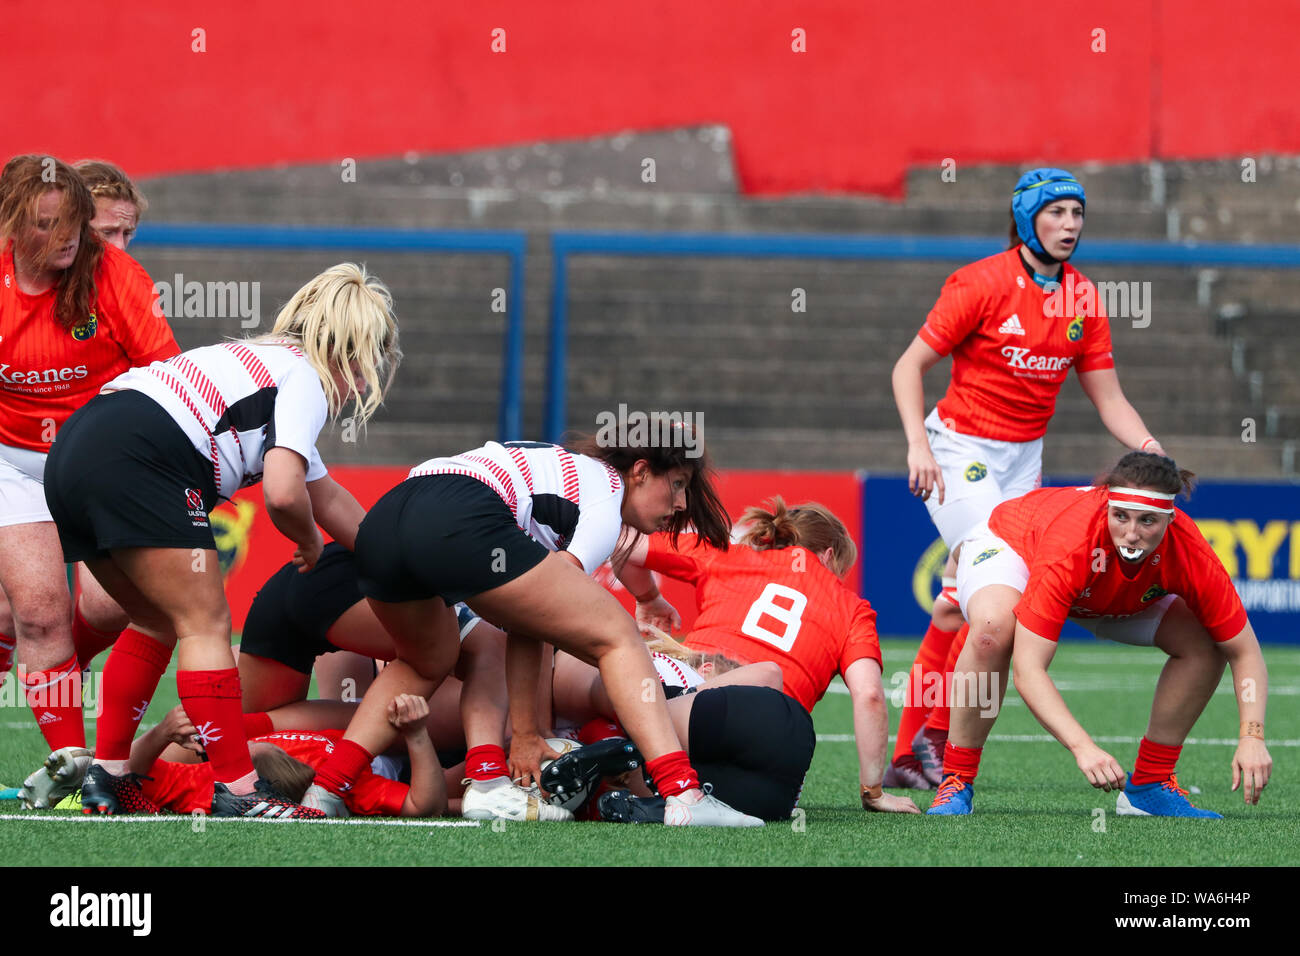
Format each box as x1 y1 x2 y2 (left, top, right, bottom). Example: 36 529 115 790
18 747 93 809
663 785 764 827
461 777 573 822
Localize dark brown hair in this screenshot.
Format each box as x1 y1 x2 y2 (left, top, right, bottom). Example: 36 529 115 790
739 496 856 577
567 422 730 550
1095 451 1196 499
0 154 103 329
251 745 316 803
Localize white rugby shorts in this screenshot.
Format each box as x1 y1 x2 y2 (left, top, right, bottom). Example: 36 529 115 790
922 408 1043 548
0 443 52 527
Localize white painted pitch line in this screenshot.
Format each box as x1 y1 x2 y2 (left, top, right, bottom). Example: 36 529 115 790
817 733 1300 747
0 814 480 828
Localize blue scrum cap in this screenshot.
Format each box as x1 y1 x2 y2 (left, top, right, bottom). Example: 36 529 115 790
1012 168 1086 259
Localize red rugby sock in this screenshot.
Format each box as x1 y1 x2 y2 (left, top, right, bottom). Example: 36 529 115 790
94 629 172 761
0 631 14 676
177 668 254 789
242 711 274 739
464 744 509 782
72 606 121 672
578 718 626 744
941 742 983 784
21 654 86 751
1131 737 1181 786
927 622 970 733
313 738 374 796
645 751 698 799
894 622 958 760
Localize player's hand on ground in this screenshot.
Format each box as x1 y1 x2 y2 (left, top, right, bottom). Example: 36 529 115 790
387 694 430 738
636 595 681 634
292 528 325 572
1074 742 1126 791
906 441 944 505
863 791 922 814
159 704 204 755
1231 737 1271 804
508 732 562 789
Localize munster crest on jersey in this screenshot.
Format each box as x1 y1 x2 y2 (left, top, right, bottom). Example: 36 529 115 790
1067 315 1085 341
1140 585 1168 603
71 314 98 340
965 462 988 482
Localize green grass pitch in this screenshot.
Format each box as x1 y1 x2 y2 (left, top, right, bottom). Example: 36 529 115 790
2 638 1295 867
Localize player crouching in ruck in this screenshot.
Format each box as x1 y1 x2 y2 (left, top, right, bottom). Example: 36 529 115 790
927 452 1271 816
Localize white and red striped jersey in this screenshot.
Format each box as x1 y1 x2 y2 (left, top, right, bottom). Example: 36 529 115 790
409 441 624 574
652 652 704 692
105 340 328 499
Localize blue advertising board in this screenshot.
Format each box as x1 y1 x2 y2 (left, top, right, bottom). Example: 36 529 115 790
861 474 1300 644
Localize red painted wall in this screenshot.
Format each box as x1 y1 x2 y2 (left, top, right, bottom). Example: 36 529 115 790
7 2 1297 196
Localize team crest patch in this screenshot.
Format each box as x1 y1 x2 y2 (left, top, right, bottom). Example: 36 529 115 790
1141 585 1168 603
964 462 988 482
972 547 1001 566
1067 316 1085 341
70 315 98 340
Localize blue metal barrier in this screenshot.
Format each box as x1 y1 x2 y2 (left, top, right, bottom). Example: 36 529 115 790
135 223 529 442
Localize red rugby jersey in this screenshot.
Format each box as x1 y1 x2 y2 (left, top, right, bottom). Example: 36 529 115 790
141 729 407 815
918 248 1115 442
0 240 178 451
987 486 1248 642
642 533 881 712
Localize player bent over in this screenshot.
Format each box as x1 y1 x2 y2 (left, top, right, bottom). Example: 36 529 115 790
42 263 400 819
927 452 1271 816
305 435 764 827
618 497 918 814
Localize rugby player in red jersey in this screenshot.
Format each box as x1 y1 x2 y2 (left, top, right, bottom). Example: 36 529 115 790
619 497 919 814
121 695 445 817
1 156 179 807
890 168 1165 787
926 453 1271 816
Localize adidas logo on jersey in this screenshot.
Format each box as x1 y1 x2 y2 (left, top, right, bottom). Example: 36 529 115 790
998 314 1026 336
37 711 59 725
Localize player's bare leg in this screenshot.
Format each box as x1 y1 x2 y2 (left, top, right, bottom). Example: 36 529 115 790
1146 598 1226 744
339 597 461 756
928 584 1018 814
0 523 75 673
1118 597 1228 818
467 554 684 762
947 585 1018 750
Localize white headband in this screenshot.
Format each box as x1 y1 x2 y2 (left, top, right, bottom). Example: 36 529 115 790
1108 486 1175 515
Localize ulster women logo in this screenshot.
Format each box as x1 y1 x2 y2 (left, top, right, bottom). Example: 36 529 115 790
70 314 98 340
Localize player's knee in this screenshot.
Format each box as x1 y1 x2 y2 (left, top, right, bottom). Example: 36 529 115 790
968 625 1011 662
10 594 73 643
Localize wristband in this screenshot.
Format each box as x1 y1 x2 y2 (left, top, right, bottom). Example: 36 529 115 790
1139 437 1158 452
860 784 883 806
1240 720 1264 740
